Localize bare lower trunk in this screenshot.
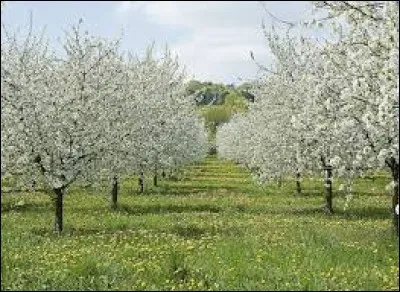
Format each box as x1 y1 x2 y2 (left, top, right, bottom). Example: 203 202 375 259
153 165 158 187
139 171 144 193
153 174 158 187
53 188 64 233
110 176 118 209
388 158 399 236
393 180 399 236
296 170 301 194
324 165 333 214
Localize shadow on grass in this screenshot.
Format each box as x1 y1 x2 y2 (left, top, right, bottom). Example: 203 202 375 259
30 226 107 237
350 190 389 197
226 203 391 222
30 225 144 238
294 189 323 197
136 187 208 196
30 221 242 239
285 206 326 216
172 224 244 239
334 206 391 221
172 224 207 239
1 201 51 213
225 205 328 217
118 203 221 215
1 188 48 194
273 205 391 221
161 183 253 194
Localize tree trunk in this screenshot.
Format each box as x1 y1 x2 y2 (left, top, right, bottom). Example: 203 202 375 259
162 170 166 178
53 188 64 233
324 165 333 214
296 170 301 194
153 174 157 187
389 159 399 236
153 165 158 187
110 176 118 209
139 171 144 193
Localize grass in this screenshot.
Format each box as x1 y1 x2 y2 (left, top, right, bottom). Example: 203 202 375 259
1 155 399 291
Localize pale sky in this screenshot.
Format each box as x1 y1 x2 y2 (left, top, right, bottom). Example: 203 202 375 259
1 1 328 84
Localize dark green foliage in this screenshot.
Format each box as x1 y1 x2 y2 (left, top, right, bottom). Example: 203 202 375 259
208 144 217 155
185 79 250 106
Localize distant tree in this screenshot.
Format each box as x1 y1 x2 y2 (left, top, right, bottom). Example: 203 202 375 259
237 82 256 102
185 79 203 96
240 91 255 102
185 80 231 105
224 91 248 109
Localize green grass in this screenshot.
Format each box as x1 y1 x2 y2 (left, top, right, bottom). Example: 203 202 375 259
1 156 399 291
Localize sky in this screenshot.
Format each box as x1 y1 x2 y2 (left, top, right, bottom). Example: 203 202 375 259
1 1 328 85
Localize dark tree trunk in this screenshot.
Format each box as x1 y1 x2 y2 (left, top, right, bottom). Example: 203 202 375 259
139 171 144 193
153 165 158 187
153 174 157 187
388 158 399 236
296 170 301 194
110 176 118 209
53 188 64 233
324 165 333 214
162 170 166 178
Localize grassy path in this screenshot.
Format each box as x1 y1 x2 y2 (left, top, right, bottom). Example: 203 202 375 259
1 156 399 290
164 156 254 194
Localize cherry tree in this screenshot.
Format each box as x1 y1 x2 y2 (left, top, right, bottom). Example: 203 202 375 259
218 1 398 232
94 45 208 207
1 21 125 232
217 30 313 194
312 1 399 232
2 12 208 217
121 46 208 188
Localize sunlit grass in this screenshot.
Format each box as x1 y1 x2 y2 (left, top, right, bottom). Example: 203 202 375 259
1 156 398 290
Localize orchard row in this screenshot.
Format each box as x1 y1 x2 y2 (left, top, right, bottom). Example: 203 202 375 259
216 1 399 233
1 21 209 232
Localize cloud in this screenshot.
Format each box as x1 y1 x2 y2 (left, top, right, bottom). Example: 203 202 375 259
142 1 264 29
115 1 145 15
170 26 273 83
116 1 317 84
